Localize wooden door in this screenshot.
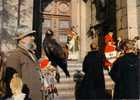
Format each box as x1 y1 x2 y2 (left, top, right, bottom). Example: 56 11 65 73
42 0 71 43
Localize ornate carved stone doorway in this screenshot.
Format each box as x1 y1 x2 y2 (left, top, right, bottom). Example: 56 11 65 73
42 0 71 43
42 0 80 60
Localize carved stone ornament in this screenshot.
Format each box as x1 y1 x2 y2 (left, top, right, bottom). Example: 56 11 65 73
58 2 69 13
45 2 54 12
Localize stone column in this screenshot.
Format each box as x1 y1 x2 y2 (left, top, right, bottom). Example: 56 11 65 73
80 0 87 59
71 0 80 59
71 0 87 59
127 0 138 39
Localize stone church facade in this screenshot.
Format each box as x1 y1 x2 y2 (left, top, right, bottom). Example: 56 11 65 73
116 0 140 40
0 0 140 59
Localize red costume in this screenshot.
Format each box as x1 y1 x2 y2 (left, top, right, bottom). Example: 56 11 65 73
104 34 113 43
104 45 116 69
104 32 117 71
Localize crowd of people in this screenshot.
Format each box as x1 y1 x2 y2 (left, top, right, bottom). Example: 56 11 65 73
0 26 70 100
74 32 140 99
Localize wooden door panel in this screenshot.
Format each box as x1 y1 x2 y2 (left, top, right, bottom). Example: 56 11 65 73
42 0 71 43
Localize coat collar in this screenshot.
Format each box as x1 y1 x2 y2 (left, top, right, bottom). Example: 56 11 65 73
17 44 37 62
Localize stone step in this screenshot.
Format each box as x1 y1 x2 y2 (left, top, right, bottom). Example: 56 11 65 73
56 82 74 89
58 71 82 78
68 63 82 66
55 61 80 100
55 93 74 100
67 67 82 72
57 77 74 83
56 89 74 94
58 69 114 86
67 66 82 71
57 86 74 92
55 61 114 100
57 77 114 90
58 75 114 88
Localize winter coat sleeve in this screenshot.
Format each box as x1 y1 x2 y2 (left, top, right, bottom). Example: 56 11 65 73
82 55 89 74
109 58 121 83
6 52 21 71
4 51 21 82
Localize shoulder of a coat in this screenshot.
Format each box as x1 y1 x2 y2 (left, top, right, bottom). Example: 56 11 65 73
7 48 22 57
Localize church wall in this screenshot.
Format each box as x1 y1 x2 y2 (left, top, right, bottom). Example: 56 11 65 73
127 0 138 39
116 0 128 39
136 0 140 36
116 0 139 40
0 0 34 52
85 1 98 53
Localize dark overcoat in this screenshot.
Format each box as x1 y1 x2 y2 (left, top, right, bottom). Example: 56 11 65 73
109 53 140 99
4 46 41 100
77 50 106 99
